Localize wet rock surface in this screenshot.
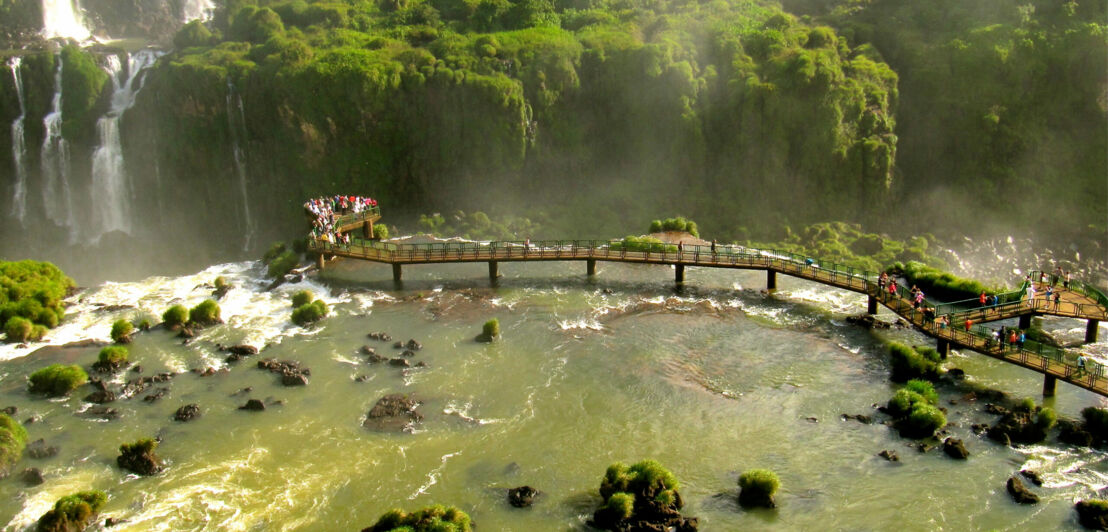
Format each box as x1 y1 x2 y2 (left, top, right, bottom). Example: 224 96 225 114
26 439 59 459
1006 476 1039 504
258 358 310 386
508 486 539 508
943 438 969 459
363 394 423 432
239 399 266 411
174 404 201 422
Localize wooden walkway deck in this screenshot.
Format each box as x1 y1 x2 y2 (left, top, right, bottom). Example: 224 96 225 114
307 236 1108 397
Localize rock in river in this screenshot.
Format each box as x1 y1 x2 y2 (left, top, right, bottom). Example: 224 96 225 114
363 394 423 432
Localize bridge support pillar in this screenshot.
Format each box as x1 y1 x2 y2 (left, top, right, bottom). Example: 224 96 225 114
1043 375 1057 397
767 270 777 292
488 261 499 282
1087 320 1100 343
587 259 597 277
363 220 373 239
392 264 402 283
675 264 685 285
867 295 878 315
936 339 950 360
1018 314 1032 329
316 253 325 271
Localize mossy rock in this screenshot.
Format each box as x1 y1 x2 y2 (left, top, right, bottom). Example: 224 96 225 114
28 364 88 396
110 319 134 344
94 346 129 372
365 504 471 531
188 300 222 326
738 469 779 508
291 300 328 326
0 413 28 475
117 438 162 475
35 490 107 532
162 305 189 329
476 318 500 342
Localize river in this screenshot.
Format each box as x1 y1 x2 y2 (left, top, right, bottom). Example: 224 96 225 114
1 258 1105 530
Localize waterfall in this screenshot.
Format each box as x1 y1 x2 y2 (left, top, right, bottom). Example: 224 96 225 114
41 0 91 41
8 57 28 224
40 55 76 237
89 50 162 242
226 82 254 252
181 0 216 22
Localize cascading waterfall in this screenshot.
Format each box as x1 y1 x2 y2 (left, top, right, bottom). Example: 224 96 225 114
181 0 216 22
8 57 28 224
226 82 255 252
40 56 76 237
41 0 91 41
89 50 162 242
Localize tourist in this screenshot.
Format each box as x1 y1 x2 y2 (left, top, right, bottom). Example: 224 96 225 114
964 319 973 332
1026 283 1036 307
1045 285 1054 303
1009 329 1018 348
1052 266 1062 287
711 239 716 254
913 289 925 310
1065 270 1072 289
1078 354 1088 376
1018 331 1026 349
1054 291 1061 310
979 291 987 308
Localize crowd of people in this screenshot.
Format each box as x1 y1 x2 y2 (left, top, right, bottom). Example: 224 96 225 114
304 195 378 244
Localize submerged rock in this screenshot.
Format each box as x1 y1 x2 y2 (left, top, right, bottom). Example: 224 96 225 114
943 438 969 459
1075 500 1108 530
878 450 899 462
361 346 376 356
117 440 163 475
26 439 58 459
405 339 423 351
174 404 201 422
367 332 392 341
226 345 258 356
85 389 116 404
239 399 266 411
388 358 411 368
19 467 44 486
79 405 120 421
1006 476 1039 504
1020 469 1044 486
366 353 388 364
363 394 423 432
841 413 873 424
846 314 891 329
258 358 311 386
508 486 539 508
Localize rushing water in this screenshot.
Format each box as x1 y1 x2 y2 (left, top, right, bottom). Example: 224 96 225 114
181 0 216 22
226 83 255 253
39 55 76 239
1 259 1106 530
88 50 162 242
7 57 28 225
40 0 91 41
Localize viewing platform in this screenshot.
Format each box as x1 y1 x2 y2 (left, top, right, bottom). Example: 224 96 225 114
307 236 1108 398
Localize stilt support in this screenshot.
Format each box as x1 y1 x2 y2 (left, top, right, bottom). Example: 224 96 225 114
363 220 373 239
489 261 499 281
587 259 597 277
675 264 685 285
867 295 878 315
936 339 950 360
767 270 777 291
1087 320 1100 343
392 264 402 283
316 253 325 271
1018 314 1032 329
1043 375 1057 397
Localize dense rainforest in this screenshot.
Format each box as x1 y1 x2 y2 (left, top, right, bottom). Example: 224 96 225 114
0 0 1103 280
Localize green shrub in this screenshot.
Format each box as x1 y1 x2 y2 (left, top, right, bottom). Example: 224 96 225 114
162 305 189 328
5 316 37 342
35 490 107 532
365 504 471 532
267 250 299 278
903 379 938 405
120 438 157 456
213 276 228 290
135 317 152 331
0 413 28 472
603 492 635 520
649 219 663 233
609 236 678 253
110 319 134 343
291 290 314 308
0 260 74 331
28 364 88 396
97 346 129 367
887 261 997 301
886 389 925 418
888 342 941 382
600 459 680 499
482 318 500 338
189 300 221 326
900 403 947 438
1017 397 1037 413
263 241 287 264
1083 407 1108 441
291 300 328 326
738 469 780 507
373 224 389 240
1036 407 1057 430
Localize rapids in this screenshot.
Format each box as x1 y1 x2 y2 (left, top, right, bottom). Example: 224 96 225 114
0 259 1105 530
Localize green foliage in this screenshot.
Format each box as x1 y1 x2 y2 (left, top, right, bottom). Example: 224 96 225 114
888 342 941 382
1083 407 1108 441
291 290 314 308
60 45 110 142
175 19 218 49
373 224 390 239
36 491 107 532
888 261 998 301
416 211 541 241
98 346 129 367
653 217 700 237
110 319 134 343
292 299 329 326
120 438 157 455
263 242 288 264
903 379 937 405
608 236 677 253
1016 397 1037 413
162 305 189 328
749 222 945 273
5 316 39 343
189 300 222 326
0 260 73 332
0 413 28 472
603 492 635 520
482 318 500 338
214 276 229 290
1036 407 1057 431
738 469 780 500
28 364 88 396
268 250 300 278
886 388 925 418
649 220 663 233
600 459 680 498
366 504 472 531
901 403 946 438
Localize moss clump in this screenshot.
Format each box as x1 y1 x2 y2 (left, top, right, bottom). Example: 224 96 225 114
110 319 134 343
373 224 389 240
35 490 107 532
188 300 222 326
1082 407 1108 442
748 223 946 273
608 236 677 253
0 259 71 337
475 318 500 342
5 316 44 343
738 469 780 508
1036 407 1057 431
117 438 162 475
0 413 29 474
263 241 288 264
213 276 228 290
162 305 189 329
885 380 945 438
888 342 941 382
592 460 693 530
267 250 299 278
28 364 88 396
901 404 947 438
291 290 314 308
291 299 328 326
649 217 699 237
366 504 471 532
903 379 938 404
96 346 129 371
887 261 999 301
